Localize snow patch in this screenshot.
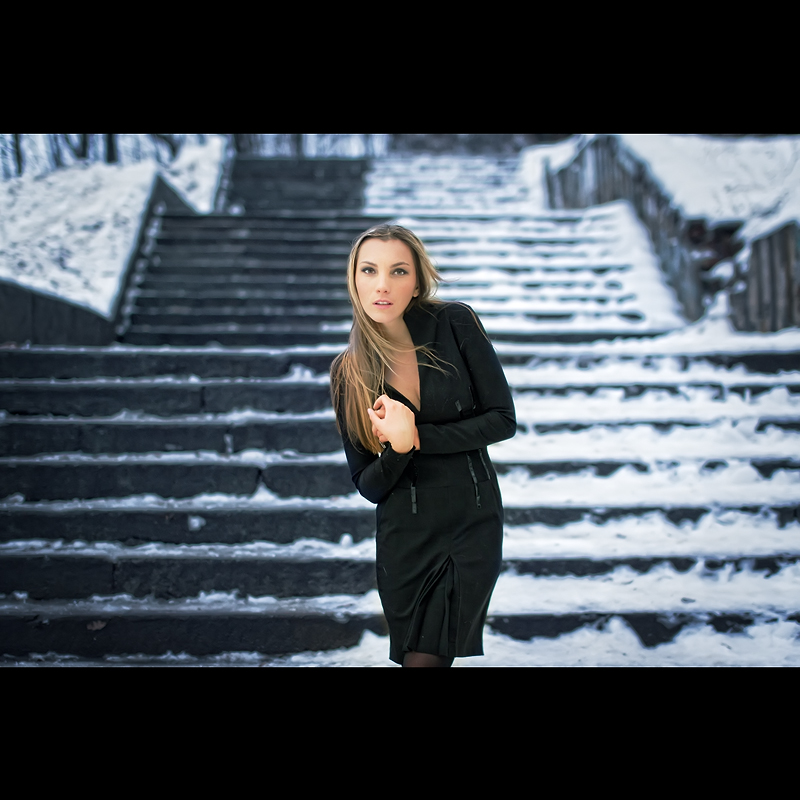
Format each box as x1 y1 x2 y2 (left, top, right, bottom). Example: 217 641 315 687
618 134 800 224
0 136 226 317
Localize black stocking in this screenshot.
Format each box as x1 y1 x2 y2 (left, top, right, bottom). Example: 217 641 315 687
402 651 454 668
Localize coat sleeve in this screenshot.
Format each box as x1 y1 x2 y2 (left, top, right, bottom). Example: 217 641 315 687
336 397 416 505
416 303 516 455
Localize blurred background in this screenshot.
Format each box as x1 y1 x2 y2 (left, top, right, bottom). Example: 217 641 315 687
1 132 798 666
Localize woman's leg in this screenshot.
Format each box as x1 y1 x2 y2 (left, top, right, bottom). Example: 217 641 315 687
402 651 453 668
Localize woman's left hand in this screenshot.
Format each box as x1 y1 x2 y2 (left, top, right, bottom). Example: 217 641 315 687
370 397 420 451
368 395 416 453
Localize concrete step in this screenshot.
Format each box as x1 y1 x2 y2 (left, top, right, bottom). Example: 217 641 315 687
4 346 797 380
137 270 347 292
151 242 354 258
146 256 349 271
511 418 800 434
133 293 352 310
0 455 354 501
137 273 347 289
1 591 796 658
501 503 800 528
0 506 376 545
493 458 800 480
6 452 798 503
9 413 797 459
4 375 797 417
230 157 371 178
493 348 800 374
0 594 386 658
0 416 340 456
122 327 349 347
2 500 797 545
158 213 384 232
129 309 352 327
0 545 377 600
227 195 366 213
4 541 797 601
511 380 800 397
154 230 363 245
485 610 800 649
0 347 339 379
0 378 332 415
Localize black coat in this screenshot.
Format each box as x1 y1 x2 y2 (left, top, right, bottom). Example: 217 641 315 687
336 301 517 664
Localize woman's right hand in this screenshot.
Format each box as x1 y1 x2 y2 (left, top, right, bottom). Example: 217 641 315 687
368 395 416 453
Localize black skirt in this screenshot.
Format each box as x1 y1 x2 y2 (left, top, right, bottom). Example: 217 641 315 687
375 464 504 664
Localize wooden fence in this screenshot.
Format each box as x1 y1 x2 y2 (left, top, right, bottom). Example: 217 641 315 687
729 222 800 332
545 135 741 324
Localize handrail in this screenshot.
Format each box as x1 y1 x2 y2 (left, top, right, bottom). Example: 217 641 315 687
546 134 744 324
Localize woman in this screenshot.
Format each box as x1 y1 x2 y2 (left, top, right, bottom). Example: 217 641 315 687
330 224 516 667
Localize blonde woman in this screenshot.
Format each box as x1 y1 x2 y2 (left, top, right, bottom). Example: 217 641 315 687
330 224 516 667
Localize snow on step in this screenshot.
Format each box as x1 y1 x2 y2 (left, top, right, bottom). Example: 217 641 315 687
257 614 800 667
497 460 799 508
0 589 384 622
489 560 800 616
364 156 532 215
0 535 376 561
512 385 800 425
494 420 800 462
502 508 799 561
387 202 685 335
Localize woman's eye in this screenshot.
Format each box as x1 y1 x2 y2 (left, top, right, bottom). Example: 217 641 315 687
393 269 408 276
360 267 375 274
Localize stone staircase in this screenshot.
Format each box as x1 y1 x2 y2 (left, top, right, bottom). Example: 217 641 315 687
1 153 799 666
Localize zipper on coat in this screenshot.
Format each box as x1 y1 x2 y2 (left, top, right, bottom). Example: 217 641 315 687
411 453 418 514
478 448 490 477
466 453 481 509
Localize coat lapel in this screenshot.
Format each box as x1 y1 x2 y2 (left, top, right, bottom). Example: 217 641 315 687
404 303 442 421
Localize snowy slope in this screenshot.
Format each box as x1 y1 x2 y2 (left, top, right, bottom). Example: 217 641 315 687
618 134 800 224
0 136 226 318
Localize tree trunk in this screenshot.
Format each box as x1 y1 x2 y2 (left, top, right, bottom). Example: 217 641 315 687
292 133 303 158
104 133 118 164
150 133 180 161
49 134 64 168
12 133 24 175
64 134 90 159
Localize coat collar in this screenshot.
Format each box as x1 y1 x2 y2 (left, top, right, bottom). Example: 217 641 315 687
403 301 441 349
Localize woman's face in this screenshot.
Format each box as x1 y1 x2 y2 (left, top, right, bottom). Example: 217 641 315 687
355 238 419 328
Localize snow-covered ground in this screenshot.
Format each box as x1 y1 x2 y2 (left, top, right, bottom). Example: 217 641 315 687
0 136 226 317
617 134 800 226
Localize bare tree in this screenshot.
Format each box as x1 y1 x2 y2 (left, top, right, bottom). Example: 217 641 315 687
48 134 64 169
12 133 24 175
104 133 118 164
63 134 90 160
150 133 182 161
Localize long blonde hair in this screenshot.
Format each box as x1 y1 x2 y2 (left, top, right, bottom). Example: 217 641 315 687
330 224 444 454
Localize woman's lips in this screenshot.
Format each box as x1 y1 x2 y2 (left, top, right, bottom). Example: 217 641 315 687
373 300 393 305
